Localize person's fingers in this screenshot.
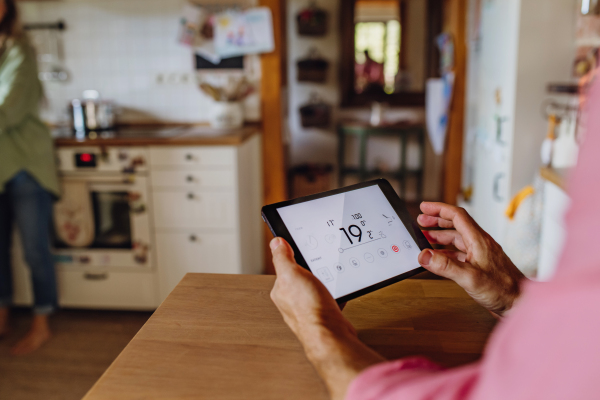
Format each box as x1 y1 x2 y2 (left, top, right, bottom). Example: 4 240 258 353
423 230 467 252
436 249 468 263
270 238 298 276
417 214 455 228
420 202 481 244
418 249 470 286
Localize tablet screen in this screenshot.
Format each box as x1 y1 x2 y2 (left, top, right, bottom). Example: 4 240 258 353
277 185 421 299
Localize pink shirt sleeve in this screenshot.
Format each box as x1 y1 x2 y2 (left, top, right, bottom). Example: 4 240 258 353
345 81 600 400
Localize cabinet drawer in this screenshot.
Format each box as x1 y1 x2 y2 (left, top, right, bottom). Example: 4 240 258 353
151 170 235 189
156 232 239 299
149 147 235 168
153 190 235 229
58 270 157 310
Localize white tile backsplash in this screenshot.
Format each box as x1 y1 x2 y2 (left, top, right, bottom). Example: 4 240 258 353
19 0 259 124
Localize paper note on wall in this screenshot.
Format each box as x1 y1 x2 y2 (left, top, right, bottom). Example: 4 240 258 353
214 7 275 58
426 73 455 155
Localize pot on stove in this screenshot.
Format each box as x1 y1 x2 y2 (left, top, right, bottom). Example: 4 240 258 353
71 90 117 138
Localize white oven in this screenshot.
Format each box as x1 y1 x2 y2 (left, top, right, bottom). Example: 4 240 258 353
52 147 153 270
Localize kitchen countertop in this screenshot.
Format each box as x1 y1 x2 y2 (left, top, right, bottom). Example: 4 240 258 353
53 124 260 147
83 273 497 400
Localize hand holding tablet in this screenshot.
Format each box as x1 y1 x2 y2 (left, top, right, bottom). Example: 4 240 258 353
262 179 432 303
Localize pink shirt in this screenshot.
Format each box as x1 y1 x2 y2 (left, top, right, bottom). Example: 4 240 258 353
346 82 600 400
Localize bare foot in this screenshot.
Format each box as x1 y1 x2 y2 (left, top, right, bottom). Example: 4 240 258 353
10 314 52 355
0 307 8 338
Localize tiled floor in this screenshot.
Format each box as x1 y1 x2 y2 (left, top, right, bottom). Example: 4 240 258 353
0 308 151 400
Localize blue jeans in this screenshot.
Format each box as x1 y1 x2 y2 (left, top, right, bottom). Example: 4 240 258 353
0 171 58 315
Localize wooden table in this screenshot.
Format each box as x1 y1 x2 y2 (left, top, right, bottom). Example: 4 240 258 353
84 274 497 399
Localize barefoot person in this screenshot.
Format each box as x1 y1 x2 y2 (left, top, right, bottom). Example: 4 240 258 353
268 86 600 398
0 0 60 355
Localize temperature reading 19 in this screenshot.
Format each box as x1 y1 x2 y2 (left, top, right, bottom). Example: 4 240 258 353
340 225 362 245
351 213 362 220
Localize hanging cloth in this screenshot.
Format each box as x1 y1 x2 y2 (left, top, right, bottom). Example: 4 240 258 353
53 178 95 247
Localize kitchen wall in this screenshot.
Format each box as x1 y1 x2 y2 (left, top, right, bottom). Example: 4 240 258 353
19 0 260 124
286 0 442 200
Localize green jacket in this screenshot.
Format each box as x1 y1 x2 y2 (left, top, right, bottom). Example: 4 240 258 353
0 37 60 197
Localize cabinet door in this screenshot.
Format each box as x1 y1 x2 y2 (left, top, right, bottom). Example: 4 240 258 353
151 170 235 189
156 232 239 300
538 181 570 281
153 190 236 229
59 270 157 310
468 0 520 242
149 147 235 168
478 0 520 147
470 142 510 243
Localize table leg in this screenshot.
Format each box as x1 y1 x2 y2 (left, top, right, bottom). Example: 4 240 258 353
400 133 407 198
417 129 425 201
337 128 345 187
359 133 368 182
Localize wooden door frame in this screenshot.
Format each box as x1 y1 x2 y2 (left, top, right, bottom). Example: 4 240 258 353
442 0 467 205
259 0 287 274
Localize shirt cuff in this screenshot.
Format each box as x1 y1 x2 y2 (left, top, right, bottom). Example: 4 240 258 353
345 357 444 400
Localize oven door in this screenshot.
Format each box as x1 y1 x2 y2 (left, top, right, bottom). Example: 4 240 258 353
53 174 152 269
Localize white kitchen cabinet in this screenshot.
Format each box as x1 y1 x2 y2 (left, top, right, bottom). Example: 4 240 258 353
149 146 236 168
463 0 576 243
155 232 238 294
150 134 264 302
58 270 157 310
11 235 158 310
150 169 235 189
153 191 236 229
538 180 570 281
11 133 263 310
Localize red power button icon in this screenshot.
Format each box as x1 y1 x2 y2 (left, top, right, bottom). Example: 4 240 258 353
391 245 400 253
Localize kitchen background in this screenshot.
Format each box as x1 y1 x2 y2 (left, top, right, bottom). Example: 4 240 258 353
20 0 261 125
18 0 441 202
285 0 442 200
0 0 594 398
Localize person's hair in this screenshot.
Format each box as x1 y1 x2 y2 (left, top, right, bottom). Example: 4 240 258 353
0 0 22 45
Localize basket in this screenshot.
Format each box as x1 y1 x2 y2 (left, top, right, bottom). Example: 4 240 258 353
299 94 332 128
296 4 328 36
297 48 329 83
289 164 333 198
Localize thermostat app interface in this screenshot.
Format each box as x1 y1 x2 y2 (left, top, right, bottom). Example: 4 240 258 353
277 185 421 299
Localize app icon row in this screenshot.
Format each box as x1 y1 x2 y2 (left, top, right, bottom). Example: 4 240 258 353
304 234 337 250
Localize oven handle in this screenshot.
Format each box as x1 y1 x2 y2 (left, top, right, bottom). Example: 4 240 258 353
84 272 109 281
61 176 137 185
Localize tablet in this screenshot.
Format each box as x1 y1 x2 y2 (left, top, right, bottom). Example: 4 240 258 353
261 179 432 303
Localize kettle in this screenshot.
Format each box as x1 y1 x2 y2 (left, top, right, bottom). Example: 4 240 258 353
71 90 116 138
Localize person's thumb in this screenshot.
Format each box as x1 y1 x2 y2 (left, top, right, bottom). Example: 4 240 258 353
270 237 297 275
418 249 468 284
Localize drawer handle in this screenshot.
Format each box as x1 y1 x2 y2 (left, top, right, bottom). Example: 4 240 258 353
186 175 194 182
189 235 199 242
84 272 108 281
187 192 195 200
185 154 194 161
493 173 506 202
